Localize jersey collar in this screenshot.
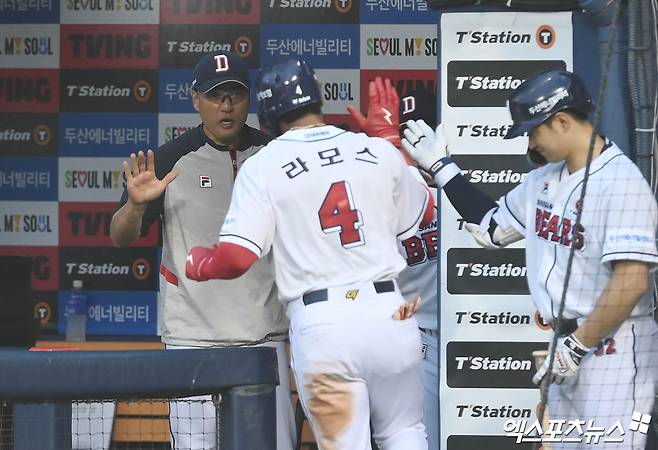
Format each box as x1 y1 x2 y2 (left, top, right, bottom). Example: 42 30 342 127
277 125 347 142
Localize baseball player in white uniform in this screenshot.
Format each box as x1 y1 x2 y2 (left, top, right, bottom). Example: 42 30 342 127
186 57 435 450
402 70 658 449
348 80 440 450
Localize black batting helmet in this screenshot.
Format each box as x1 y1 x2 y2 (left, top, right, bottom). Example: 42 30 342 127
255 57 322 135
504 69 594 140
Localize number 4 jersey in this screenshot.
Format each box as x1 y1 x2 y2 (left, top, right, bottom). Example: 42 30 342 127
218 125 431 304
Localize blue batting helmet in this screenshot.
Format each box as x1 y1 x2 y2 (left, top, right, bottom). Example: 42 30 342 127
255 57 322 134
504 70 594 139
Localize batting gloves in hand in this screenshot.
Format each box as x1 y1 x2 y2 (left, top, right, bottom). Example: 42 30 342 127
401 120 460 187
185 246 214 281
347 76 401 148
533 333 591 385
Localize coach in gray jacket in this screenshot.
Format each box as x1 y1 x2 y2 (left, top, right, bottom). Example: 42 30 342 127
110 50 294 450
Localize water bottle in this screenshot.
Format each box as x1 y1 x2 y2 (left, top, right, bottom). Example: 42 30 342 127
65 279 87 341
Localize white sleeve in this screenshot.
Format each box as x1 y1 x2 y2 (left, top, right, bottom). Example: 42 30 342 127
601 168 658 268
393 152 431 241
494 175 530 235
219 159 275 257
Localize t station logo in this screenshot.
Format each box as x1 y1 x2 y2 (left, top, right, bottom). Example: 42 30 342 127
0 114 56 155
451 154 531 199
60 69 156 112
447 60 566 107
61 25 159 69
446 341 546 388
447 248 529 295
159 24 259 68
60 247 157 290
454 24 557 49
263 0 356 24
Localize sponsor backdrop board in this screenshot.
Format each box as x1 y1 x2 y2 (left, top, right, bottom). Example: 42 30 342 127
440 11 573 449
3 9 578 446
1 0 448 340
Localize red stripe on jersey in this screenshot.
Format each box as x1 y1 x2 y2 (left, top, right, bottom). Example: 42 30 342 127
160 264 179 286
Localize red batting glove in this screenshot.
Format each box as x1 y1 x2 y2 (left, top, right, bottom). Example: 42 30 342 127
347 76 401 148
185 246 214 281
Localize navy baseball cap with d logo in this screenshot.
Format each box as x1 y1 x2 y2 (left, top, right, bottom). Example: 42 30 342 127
191 51 251 93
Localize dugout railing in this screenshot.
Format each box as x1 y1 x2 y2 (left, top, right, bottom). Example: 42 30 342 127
0 347 278 450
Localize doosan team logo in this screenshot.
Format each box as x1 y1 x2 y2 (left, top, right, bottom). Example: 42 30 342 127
455 24 556 49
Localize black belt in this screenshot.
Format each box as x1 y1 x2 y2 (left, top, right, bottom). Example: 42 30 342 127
302 280 395 306
552 318 578 336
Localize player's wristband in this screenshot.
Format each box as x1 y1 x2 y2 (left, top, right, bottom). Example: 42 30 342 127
564 333 590 364
429 157 461 187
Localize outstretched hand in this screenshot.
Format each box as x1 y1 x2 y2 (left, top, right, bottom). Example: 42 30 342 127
401 120 450 177
123 149 178 208
347 76 401 147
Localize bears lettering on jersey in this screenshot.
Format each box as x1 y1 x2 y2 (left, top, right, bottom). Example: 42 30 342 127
535 207 584 250
401 223 437 266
